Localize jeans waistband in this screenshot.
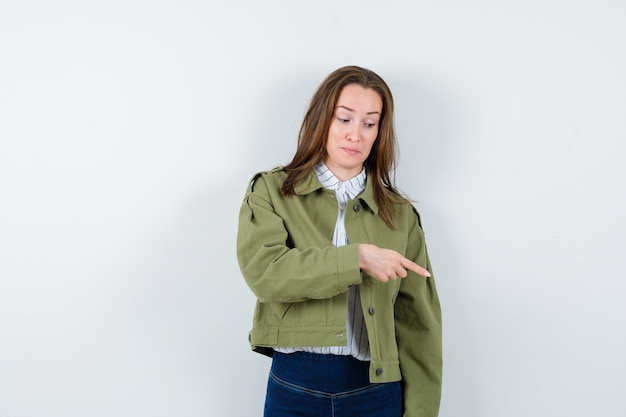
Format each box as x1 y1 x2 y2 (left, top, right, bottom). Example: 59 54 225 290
270 351 372 393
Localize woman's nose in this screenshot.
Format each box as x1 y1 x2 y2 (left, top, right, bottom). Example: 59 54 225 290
347 125 360 141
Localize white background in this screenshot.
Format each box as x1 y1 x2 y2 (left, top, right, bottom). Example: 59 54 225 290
1 1 625 416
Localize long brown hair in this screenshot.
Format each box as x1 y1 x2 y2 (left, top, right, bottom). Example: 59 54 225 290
282 65 405 228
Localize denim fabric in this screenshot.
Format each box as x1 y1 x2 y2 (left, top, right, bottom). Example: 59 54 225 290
264 352 402 417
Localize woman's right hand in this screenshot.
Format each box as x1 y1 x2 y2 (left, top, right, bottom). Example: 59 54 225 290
358 243 430 282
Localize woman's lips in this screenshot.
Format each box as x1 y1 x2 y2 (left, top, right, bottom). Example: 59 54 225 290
341 147 359 155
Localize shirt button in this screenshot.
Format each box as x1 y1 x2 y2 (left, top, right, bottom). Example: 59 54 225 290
353 204 361 212
376 368 383 376
368 307 375 315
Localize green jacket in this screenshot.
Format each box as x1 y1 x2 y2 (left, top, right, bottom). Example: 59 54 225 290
237 167 442 417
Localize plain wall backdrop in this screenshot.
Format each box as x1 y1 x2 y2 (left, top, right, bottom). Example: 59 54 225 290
1 1 625 416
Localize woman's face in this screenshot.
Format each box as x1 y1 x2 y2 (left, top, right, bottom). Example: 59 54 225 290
324 84 382 181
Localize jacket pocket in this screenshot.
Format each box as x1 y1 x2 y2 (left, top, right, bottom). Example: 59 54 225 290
270 302 293 319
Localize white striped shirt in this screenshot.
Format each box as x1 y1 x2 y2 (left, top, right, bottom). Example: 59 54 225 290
275 163 370 360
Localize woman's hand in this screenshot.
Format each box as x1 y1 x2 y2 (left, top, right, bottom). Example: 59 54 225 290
358 243 430 282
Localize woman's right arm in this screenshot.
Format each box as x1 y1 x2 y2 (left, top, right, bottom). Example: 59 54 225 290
236 174 363 304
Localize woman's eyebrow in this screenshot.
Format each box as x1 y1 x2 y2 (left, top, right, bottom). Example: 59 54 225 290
336 105 380 115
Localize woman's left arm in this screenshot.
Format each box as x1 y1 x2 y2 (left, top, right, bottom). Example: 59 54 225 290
394 206 443 417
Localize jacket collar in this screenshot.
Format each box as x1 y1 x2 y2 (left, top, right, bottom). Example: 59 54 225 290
294 169 380 215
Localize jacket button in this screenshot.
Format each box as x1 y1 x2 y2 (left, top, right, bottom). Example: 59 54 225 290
353 204 361 212
376 368 383 376
368 307 375 315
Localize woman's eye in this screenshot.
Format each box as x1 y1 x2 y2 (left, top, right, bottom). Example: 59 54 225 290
364 122 376 128
338 117 350 123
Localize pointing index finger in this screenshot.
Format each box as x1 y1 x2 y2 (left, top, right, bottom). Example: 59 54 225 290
403 259 431 278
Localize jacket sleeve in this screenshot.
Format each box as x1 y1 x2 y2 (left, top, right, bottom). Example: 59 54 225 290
394 206 442 417
236 173 363 304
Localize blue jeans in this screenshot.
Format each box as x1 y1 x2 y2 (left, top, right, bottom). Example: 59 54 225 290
264 352 402 417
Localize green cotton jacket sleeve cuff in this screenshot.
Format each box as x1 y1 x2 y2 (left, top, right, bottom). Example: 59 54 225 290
237 173 363 304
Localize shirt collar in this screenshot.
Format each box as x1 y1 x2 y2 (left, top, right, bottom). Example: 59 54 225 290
293 164 379 214
314 163 366 200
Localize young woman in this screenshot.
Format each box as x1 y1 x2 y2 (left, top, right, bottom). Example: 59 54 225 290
237 66 442 417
